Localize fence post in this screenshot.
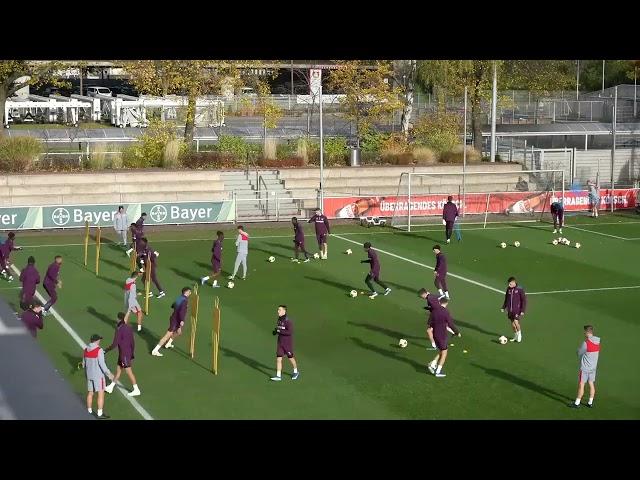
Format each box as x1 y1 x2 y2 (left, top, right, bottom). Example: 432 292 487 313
276 193 280 222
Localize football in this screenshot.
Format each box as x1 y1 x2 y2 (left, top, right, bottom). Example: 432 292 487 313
349 289 358 297
398 339 408 348
575 242 581 249
313 253 320 259
227 281 235 289
268 256 275 263
498 335 508 345
552 239 559 245
500 242 507 248
514 241 520 247
565 240 571 246
345 249 352 255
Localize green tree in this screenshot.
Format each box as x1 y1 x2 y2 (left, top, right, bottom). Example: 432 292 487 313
579 60 636 92
327 61 402 146
0 61 70 136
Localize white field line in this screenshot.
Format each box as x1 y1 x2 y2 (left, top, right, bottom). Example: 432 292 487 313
9 264 154 420
565 225 640 241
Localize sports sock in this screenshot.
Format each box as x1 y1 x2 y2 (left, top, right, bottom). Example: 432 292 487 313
166 338 173 348
97 409 103 416
436 365 442 374
276 370 282 378
574 398 581 406
293 368 298 374
88 408 92 414
588 397 594 405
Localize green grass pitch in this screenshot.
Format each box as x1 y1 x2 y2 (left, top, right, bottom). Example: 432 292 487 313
2 215 639 419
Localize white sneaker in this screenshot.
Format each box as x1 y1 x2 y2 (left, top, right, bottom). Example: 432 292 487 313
156 291 166 298
384 288 391 296
445 292 450 300
291 258 299 263
126 250 132 257
200 277 208 285
137 325 142 332
7 276 13 282
553 229 557 234
164 343 174 349
559 229 563 234
151 350 163 357
446 239 450 244
303 258 310 263
105 382 116 394
128 387 141 397
428 365 436 374
241 276 246 280
42 310 50 317
509 336 517 342
228 276 235 280
517 332 522 343
369 292 378 299
147 291 154 298
435 372 447 378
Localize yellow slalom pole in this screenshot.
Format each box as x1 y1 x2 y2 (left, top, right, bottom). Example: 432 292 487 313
189 284 200 359
83 221 89 267
212 296 221 375
95 227 101 276
144 256 151 314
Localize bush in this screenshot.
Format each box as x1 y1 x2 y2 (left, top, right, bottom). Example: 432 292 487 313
259 157 305 168
413 113 461 154
412 146 437 165
162 139 183 168
87 144 108 170
381 133 409 158
324 136 348 161
181 152 241 169
122 120 184 169
110 154 123 169
383 153 414 166
360 131 388 153
0 136 42 172
214 135 256 159
439 145 482 164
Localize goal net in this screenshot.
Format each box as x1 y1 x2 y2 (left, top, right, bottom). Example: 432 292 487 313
389 169 565 232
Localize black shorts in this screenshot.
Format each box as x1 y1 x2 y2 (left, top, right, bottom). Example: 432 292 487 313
118 355 133 369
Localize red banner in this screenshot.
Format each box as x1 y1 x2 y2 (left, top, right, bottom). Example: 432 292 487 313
323 189 639 219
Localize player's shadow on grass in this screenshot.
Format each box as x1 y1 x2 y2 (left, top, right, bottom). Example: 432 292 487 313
251 245 289 260
220 346 272 376
347 321 423 342
61 351 82 375
193 261 229 277
385 281 418 295
304 275 355 293
454 319 501 338
396 231 443 244
349 336 425 373
261 241 295 255
169 267 196 283
470 363 572 405
101 257 129 272
95 275 123 289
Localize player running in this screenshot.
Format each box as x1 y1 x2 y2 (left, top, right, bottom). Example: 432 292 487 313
123 271 144 331
229 226 249 281
570 325 601 409
361 242 391 299
427 297 460 378
139 238 165 298
433 245 449 300
550 200 564 234
151 287 191 356
104 312 141 397
501 276 527 343
270 305 300 381
19 256 40 310
291 217 310 263
42 255 62 316
308 208 330 259
201 231 224 287
442 196 459 244
0 232 22 281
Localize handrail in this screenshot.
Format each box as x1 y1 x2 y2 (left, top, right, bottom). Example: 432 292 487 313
257 175 268 215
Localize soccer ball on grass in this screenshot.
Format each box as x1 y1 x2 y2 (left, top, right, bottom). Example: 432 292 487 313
268 256 275 263
345 249 352 255
398 339 408 348
552 239 559 245
500 242 507 249
227 281 235 289
498 335 508 345
313 253 320 259
349 289 358 298
513 241 520 247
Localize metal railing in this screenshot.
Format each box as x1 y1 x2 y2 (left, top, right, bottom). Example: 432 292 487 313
232 194 319 223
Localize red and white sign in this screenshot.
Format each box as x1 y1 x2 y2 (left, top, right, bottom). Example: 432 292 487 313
309 69 322 97
323 189 639 219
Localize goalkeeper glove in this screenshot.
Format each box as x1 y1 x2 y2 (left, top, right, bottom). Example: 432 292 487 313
272 329 278 335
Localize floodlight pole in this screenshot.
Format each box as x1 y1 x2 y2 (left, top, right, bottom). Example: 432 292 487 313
319 84 324 210
463 86 468 217
490 61 498 162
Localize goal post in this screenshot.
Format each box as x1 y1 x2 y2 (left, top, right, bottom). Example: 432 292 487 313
390 169 565 232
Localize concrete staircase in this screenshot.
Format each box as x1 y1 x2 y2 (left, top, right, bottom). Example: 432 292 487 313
220 170 303 221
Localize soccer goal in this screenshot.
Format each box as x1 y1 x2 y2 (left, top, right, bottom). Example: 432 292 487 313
389 169 565 232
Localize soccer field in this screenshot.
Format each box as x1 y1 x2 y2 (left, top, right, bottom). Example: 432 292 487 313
2 214 640 419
